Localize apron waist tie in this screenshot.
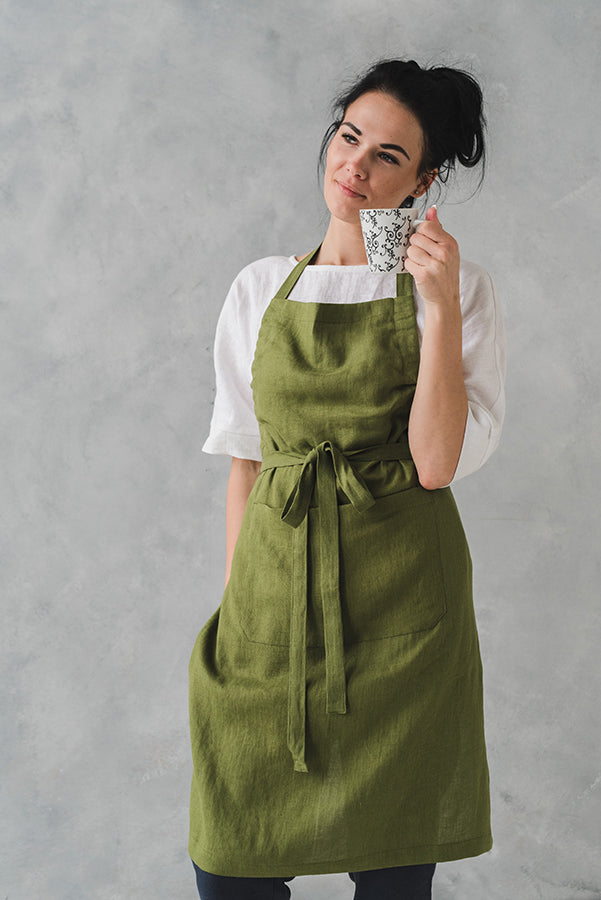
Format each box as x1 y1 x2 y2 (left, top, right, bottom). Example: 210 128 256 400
261 438 412 773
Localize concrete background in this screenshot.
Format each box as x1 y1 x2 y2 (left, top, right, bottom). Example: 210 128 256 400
2 0 600 897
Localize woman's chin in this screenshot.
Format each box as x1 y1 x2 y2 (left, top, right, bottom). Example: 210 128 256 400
324 196 366 225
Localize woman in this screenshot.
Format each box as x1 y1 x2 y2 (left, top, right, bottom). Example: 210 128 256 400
189 59 506 899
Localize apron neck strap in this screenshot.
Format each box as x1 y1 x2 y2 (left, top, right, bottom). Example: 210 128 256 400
275 245 415 301
395 272 414 299
275 247 321 299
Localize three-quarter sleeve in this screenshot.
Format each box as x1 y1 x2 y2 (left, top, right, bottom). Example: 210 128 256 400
202 268 263 460
202 257 293 460
449 263 506 483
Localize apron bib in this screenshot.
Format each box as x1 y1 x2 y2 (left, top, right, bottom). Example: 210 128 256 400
189 248 492 876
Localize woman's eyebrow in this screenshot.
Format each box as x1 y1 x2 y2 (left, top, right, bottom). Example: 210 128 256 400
380 142 410 161
341 121 410 161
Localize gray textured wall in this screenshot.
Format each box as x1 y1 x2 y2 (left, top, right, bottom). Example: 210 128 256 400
2 1 600 898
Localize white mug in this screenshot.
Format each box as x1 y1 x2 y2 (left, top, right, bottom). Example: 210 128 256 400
359 207 425 274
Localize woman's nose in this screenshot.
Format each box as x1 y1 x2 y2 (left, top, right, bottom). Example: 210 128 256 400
346 154 368 179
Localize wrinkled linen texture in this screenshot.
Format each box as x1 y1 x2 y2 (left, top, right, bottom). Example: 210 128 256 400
189 249 500 877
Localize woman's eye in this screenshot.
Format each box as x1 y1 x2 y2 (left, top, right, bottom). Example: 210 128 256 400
340 132 398 164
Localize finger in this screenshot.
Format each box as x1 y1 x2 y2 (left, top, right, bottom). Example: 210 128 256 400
403 256 431 279
409 230 447 262
425 204 438 222
415 214 446 240
405 243 436 268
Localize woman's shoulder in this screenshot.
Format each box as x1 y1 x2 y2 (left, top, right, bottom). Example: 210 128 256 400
457 258 500 322
219 255 297 324
231 254 296 289
459 257 493 286
459 258 496 297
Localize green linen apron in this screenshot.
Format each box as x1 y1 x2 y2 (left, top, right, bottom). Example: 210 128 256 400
189 248 492 877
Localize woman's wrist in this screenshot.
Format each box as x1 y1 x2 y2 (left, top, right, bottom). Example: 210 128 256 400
421 299 463 348
422 289 461 319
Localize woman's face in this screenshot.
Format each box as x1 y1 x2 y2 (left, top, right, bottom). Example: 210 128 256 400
323 90 433 221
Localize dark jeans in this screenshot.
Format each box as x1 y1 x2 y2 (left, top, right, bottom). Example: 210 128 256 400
192 860 436 899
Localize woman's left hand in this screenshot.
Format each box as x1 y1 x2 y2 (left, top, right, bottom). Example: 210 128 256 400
404 206 460 309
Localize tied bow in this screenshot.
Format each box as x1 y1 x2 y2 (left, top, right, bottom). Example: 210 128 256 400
263 441 376 772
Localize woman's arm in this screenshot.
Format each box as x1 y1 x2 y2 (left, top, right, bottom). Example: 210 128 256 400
225 457 261 586
405 207 468 490
408 304 467 489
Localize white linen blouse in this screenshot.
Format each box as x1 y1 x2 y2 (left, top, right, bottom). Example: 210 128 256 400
202 255 506 484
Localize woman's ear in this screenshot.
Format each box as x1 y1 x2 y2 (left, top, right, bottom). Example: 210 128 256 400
414 169 438 197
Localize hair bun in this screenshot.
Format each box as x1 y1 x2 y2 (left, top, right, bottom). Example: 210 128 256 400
428 67 485 170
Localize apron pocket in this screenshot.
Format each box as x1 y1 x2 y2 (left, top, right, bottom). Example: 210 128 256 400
338 486 447 644
229 487 448 648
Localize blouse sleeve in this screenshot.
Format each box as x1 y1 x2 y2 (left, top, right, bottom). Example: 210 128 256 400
449 262 506 484
201 267 263 461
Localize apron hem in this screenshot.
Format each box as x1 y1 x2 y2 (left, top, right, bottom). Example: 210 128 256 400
188 832 493 878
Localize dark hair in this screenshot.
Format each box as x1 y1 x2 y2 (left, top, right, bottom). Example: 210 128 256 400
319 59 486 200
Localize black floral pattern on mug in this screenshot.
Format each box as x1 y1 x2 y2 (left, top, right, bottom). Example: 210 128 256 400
359 209 415 273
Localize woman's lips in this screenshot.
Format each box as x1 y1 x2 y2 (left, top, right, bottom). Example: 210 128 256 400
336 180 366 199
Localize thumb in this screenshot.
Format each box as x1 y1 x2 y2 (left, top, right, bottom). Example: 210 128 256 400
425 204 438 222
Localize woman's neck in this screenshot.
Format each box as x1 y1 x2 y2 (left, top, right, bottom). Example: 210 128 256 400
314 216 368 266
